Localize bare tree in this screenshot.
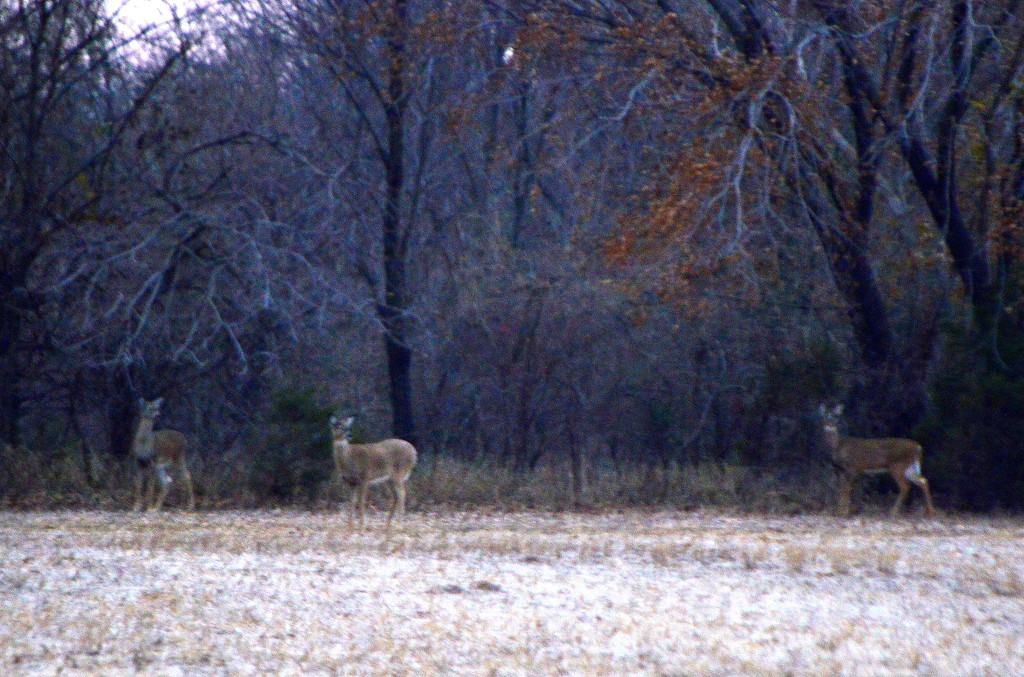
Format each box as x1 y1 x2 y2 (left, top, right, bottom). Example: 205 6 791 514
0 0 191 447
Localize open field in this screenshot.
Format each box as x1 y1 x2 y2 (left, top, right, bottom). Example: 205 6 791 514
1 510 1023 676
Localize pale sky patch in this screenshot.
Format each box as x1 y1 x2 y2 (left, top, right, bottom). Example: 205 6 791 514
107 0 210 33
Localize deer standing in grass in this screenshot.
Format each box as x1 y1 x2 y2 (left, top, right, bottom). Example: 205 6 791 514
330 416 417 529
131 398 195 512
819 403 935 517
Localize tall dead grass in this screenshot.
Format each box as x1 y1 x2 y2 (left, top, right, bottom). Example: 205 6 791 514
1 445 851 516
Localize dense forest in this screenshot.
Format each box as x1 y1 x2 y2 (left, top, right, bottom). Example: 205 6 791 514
1 0 1022 511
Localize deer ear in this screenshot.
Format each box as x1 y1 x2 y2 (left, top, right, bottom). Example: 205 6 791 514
154 397 164 408
344 416 355 428
835 404 844 415
329 416 338 426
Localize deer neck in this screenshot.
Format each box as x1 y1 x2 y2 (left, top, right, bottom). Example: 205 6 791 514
822 423 843 457
336 437 353 463
133 416 156 460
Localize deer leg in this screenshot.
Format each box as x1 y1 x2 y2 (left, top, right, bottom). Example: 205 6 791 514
395 481 407 520
348 486 360 528
178 457 196 510
905 460 935 516
837 475 854 516
385 480 405 530
150 463 173 512
909 476 934 516
143 467 157 511
360 485 371 527
384 482 396 531
353 485 369 529
889 468 911 517
132 464 146 512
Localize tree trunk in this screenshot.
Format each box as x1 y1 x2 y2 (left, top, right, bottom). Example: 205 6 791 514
0 291 24 448
108 387 139 460
380 0 415 443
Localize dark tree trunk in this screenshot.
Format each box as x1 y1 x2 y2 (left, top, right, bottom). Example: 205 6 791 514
382 305 414 442
0 359 21 448
804 5 938 429
108 383 139 460
380 0 415 443
0 274 26 448
814 222 894 367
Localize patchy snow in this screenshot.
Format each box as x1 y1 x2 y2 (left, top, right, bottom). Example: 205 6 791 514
1 510 1023 675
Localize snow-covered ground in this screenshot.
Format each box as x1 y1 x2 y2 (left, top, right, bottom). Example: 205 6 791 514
1 510 1022 675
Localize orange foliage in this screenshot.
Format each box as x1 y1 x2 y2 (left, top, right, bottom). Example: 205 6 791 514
600 134 776 319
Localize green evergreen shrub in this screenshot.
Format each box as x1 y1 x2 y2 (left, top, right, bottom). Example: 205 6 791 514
249 388 334 504
917 335 1024 510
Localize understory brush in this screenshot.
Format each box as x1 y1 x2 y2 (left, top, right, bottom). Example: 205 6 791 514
1 447 836 514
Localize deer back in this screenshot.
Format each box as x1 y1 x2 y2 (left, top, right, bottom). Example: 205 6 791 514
335 439 417 483
834 435 922 473
151 429 187 464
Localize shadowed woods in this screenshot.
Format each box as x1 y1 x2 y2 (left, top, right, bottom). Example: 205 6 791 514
0 0 1022 514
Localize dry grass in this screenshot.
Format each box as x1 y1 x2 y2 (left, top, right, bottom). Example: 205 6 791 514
3 450 831 514
2 509 1023 675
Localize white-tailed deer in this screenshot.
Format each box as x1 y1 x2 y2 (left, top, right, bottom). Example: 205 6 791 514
132 398 195 512
329 416 417 529
819 403 935 517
